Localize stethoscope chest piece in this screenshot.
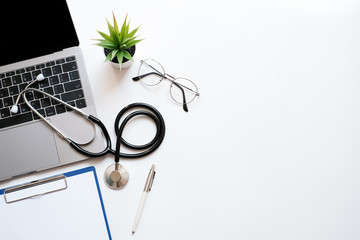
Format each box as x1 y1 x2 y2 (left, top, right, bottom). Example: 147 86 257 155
104 163 129 190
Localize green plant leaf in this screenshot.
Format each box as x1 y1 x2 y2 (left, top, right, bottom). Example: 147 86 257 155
125 21 130 36
123 50 133 61
112 11 119 33
95 43 115 50
123 36 137 46
111 49 119 60
106 18 120 47
126 39 144 48
127 26 140 39
97 30 113 43
119 14 128 43
96 39 117 49
105 52 113 62
117 51 124 70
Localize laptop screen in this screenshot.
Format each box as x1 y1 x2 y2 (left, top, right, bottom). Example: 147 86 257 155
0 0 79 66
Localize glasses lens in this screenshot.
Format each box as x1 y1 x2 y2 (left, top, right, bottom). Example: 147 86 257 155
138 59 165 86
170 78 199 104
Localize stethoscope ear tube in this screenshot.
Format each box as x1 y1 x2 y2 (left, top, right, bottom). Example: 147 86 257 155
69 115 112 157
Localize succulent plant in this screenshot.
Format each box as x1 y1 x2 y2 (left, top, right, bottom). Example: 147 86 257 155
95 13 143 69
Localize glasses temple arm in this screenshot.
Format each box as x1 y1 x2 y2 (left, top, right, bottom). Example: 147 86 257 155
132 72 165 81
171 81 188 112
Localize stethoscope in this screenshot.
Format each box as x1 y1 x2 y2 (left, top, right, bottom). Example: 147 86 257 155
11 74 165 189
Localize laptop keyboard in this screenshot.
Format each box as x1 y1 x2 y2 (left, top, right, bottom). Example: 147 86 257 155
0 56 87 130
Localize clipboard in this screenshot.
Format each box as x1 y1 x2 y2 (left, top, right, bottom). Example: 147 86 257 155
0 166 112 240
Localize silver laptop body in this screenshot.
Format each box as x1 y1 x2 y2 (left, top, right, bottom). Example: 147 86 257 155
0 1 104 181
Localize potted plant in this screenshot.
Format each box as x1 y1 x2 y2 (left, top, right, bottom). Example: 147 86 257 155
95 13 143 70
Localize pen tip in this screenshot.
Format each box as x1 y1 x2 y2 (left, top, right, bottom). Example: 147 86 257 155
132 231 135 235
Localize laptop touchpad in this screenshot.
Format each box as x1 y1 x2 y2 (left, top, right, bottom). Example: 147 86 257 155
0 121 60 179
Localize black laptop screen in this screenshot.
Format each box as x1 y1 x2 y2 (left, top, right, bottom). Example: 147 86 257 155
0 0 79 66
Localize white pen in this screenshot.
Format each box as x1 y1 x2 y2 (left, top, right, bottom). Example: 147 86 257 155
132 164 156 234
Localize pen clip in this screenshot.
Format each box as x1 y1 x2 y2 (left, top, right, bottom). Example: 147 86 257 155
144 165 156 192
148 171 156 192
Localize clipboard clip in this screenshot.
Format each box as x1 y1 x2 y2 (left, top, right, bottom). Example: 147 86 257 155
4 175 68 204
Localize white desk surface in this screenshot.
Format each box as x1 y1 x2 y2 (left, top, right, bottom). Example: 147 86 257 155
1 0 360 239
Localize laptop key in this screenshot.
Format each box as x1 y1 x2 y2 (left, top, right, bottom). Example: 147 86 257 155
64 80 82 92
0 112 33 129
22 72 32 82
25 91 34 101
30 100 41 109
66 56 76 62
0 108 10 118
26 66 35 72
56 58 65 64
52 65 62 75
39 78 50 88
34 91 44 99
61 89 84 102
0 88 9 98
5 71 15 77
43 87 54 95
54 84 64 94
59 73 70 83
55 104 66 114
49 76 60 85
12 75 22 85
76 99 86 109
45 106 56 117
36 64 45 69
42 68 52 77
3 97 13 107
69 70 80 80
46 61 55 67
9 86 19 95
41 98 51 108
2 77 12 87
16 69 25 74
62 61 77 72
20 103 31 113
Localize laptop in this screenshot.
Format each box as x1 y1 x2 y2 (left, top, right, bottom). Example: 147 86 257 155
0 0 104 181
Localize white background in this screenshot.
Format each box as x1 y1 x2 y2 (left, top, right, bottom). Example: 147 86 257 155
2 0 360 239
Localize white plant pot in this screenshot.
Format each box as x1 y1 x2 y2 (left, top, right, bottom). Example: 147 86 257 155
104 45 136 70
110 59 134 69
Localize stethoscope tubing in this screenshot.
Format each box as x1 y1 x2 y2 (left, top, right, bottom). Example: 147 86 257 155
113 103 166 160
15 76 166 162
66 103 166 160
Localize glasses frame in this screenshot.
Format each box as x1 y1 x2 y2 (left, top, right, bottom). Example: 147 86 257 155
132 59 200 112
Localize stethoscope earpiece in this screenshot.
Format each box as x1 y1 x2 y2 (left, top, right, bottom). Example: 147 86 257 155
104 163 129 190
10 105 19 114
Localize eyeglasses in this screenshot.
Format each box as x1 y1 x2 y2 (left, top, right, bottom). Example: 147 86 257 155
132 59 200 112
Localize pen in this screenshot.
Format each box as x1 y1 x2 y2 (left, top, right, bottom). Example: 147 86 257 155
132 164 156 234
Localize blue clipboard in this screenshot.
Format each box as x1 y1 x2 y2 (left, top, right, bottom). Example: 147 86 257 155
0 166 112 240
